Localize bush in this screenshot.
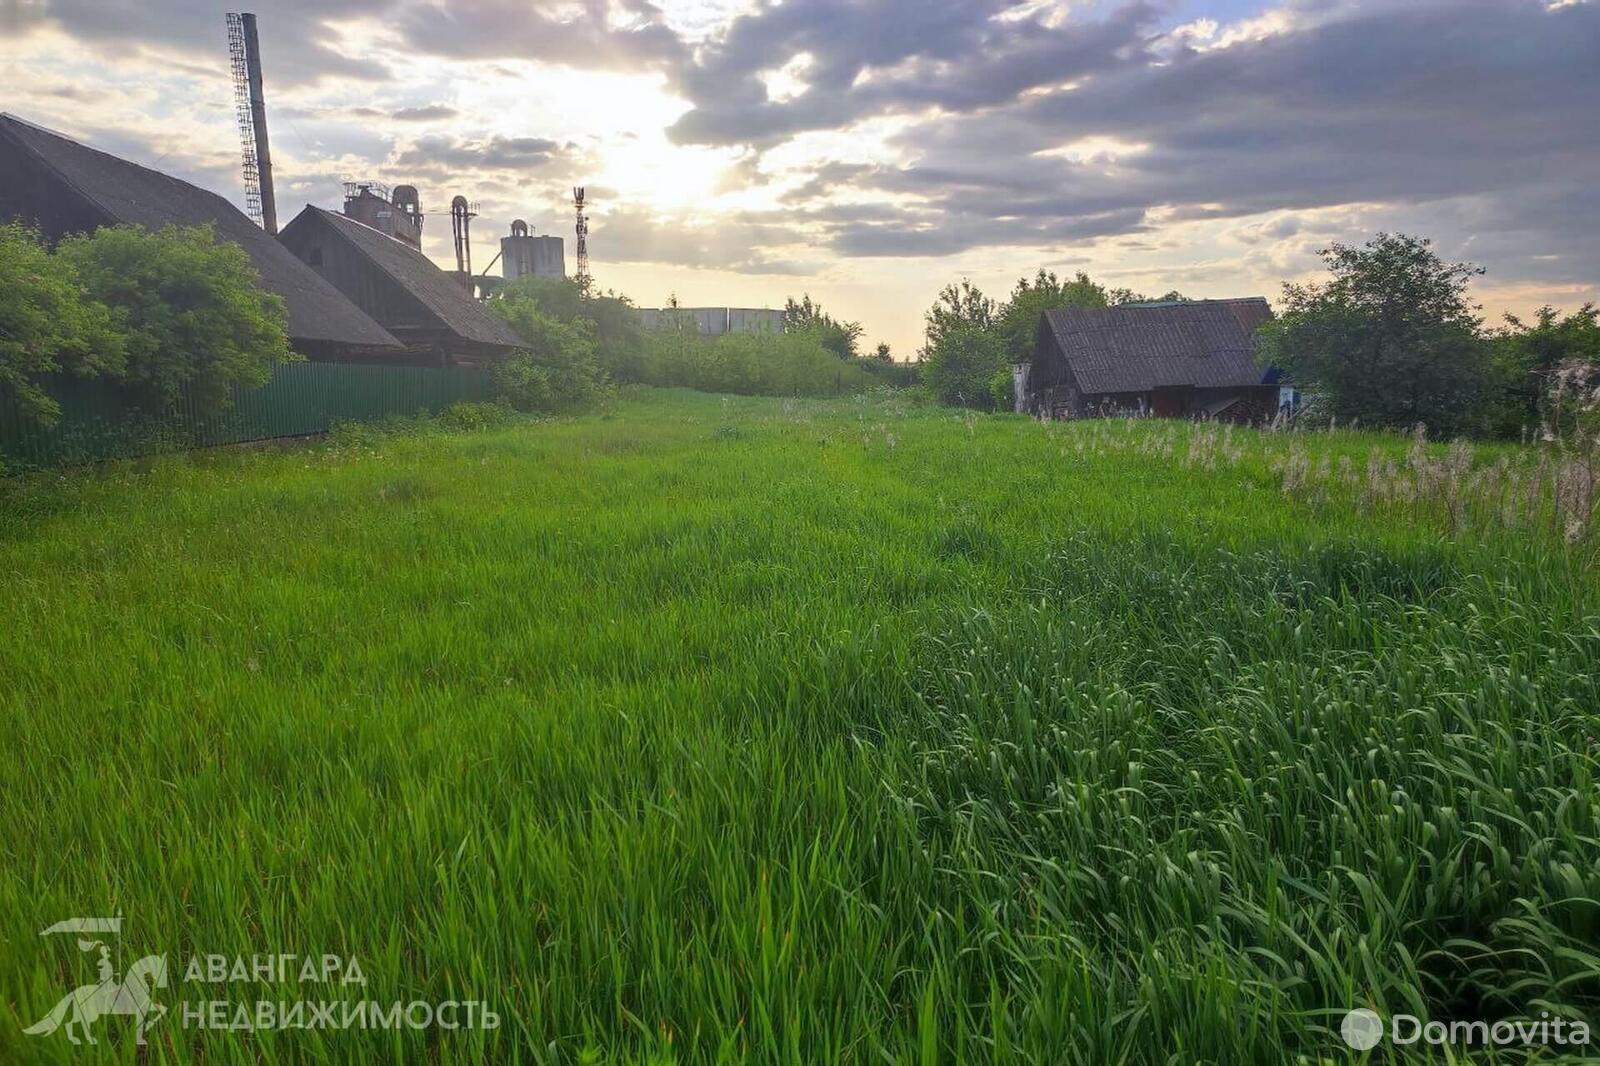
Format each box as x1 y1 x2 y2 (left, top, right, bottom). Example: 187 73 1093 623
490 276 645 384
438 401 517 432
0 222 124 426
921 322 1007 409
636 329 880 396
56 223 294 416
487 289 614 414
989 368 1015 412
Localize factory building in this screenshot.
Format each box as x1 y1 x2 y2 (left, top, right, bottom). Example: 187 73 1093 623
340 182 423 249
0 113 402 359
501 219 565 281
636 307 785 336
278 206 525 366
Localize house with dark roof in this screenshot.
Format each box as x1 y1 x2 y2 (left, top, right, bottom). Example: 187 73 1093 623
1025 298 1282 422
0 113 402 359
278 207 525 366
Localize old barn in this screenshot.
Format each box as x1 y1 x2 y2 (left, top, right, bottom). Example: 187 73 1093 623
278 207 525 367
1025 298 1281 422
0 113 402 360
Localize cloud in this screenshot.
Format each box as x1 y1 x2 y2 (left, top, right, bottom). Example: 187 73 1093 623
392 104 459 121
394 133 568 173
758 0 1599 269
666 1 1165 147
11 0 393 83
392 0 687 71
594 207 816 274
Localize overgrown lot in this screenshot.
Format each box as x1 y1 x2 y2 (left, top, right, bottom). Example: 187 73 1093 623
2 389 1597 1064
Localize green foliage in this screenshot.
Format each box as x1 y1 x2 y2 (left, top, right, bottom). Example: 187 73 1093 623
488 293 614 414
1110 287 1189 305
921 321 1007 409
921 279 995 357
784 293 863 359
989 368 1015 411
856 356 920 389
56 223 293 415
1258 233 1495 437
438 400 517 432
995 269 1111 365
1491 303 1600 436
493 275 646 383
0 222 124 426
3 390 1597 1063
492 331 611 415
638 328 878 396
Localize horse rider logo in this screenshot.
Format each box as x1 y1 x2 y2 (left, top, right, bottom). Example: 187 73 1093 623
24 916 168 1045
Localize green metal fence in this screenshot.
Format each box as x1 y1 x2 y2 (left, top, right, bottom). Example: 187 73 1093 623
0 361 495 471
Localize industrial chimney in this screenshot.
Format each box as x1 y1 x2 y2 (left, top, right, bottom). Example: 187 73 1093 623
225 12 276 234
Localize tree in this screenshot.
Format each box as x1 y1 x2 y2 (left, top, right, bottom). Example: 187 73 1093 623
783 294 862 359
57 223 292 414
873 342 892 362
1491 304 1600 435
1108 288 1188 306
921 321 1007 409
0 222 124 425
1256 233 1494 437
995 270 1109 365
922 280 995 356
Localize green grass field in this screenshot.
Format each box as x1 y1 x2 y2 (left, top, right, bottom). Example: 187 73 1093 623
2 388 1597 1064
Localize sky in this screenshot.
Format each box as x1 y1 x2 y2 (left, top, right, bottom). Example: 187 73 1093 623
1 0 1595 357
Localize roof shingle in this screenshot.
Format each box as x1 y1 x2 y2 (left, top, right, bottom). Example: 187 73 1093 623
289 207 525 350
0 113 401 351
1041 298 1273 394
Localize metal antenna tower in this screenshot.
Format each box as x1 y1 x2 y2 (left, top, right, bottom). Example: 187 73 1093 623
225 13 276 233
572 186 590 294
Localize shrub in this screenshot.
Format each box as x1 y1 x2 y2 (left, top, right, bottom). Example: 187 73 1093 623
0 222 124 426
989 368 1015 412
438 401 517 432
921 322 1007 409
56 223 294 416
490 276 645 383
488 292 614 415
636 329 879 396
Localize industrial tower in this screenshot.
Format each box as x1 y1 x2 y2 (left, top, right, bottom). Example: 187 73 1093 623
225 12 276 234
573 186 590 294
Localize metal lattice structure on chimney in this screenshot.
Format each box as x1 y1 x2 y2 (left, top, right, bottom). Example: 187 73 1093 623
225 13 276 233
573 186 590 295
225 15 261 226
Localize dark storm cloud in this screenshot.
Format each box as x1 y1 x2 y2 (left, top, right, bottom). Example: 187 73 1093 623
667 0 1166 147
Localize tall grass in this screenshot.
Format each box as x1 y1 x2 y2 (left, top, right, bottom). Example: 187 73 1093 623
0 389 1596 1063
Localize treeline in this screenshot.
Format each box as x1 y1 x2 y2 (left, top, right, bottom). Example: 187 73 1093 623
911 233 1599 441
0 221 294 429
483 278 909 413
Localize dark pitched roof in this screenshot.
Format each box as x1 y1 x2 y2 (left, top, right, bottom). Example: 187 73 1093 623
0 114 401 351
1040 298 1274 394
286 207 525 350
